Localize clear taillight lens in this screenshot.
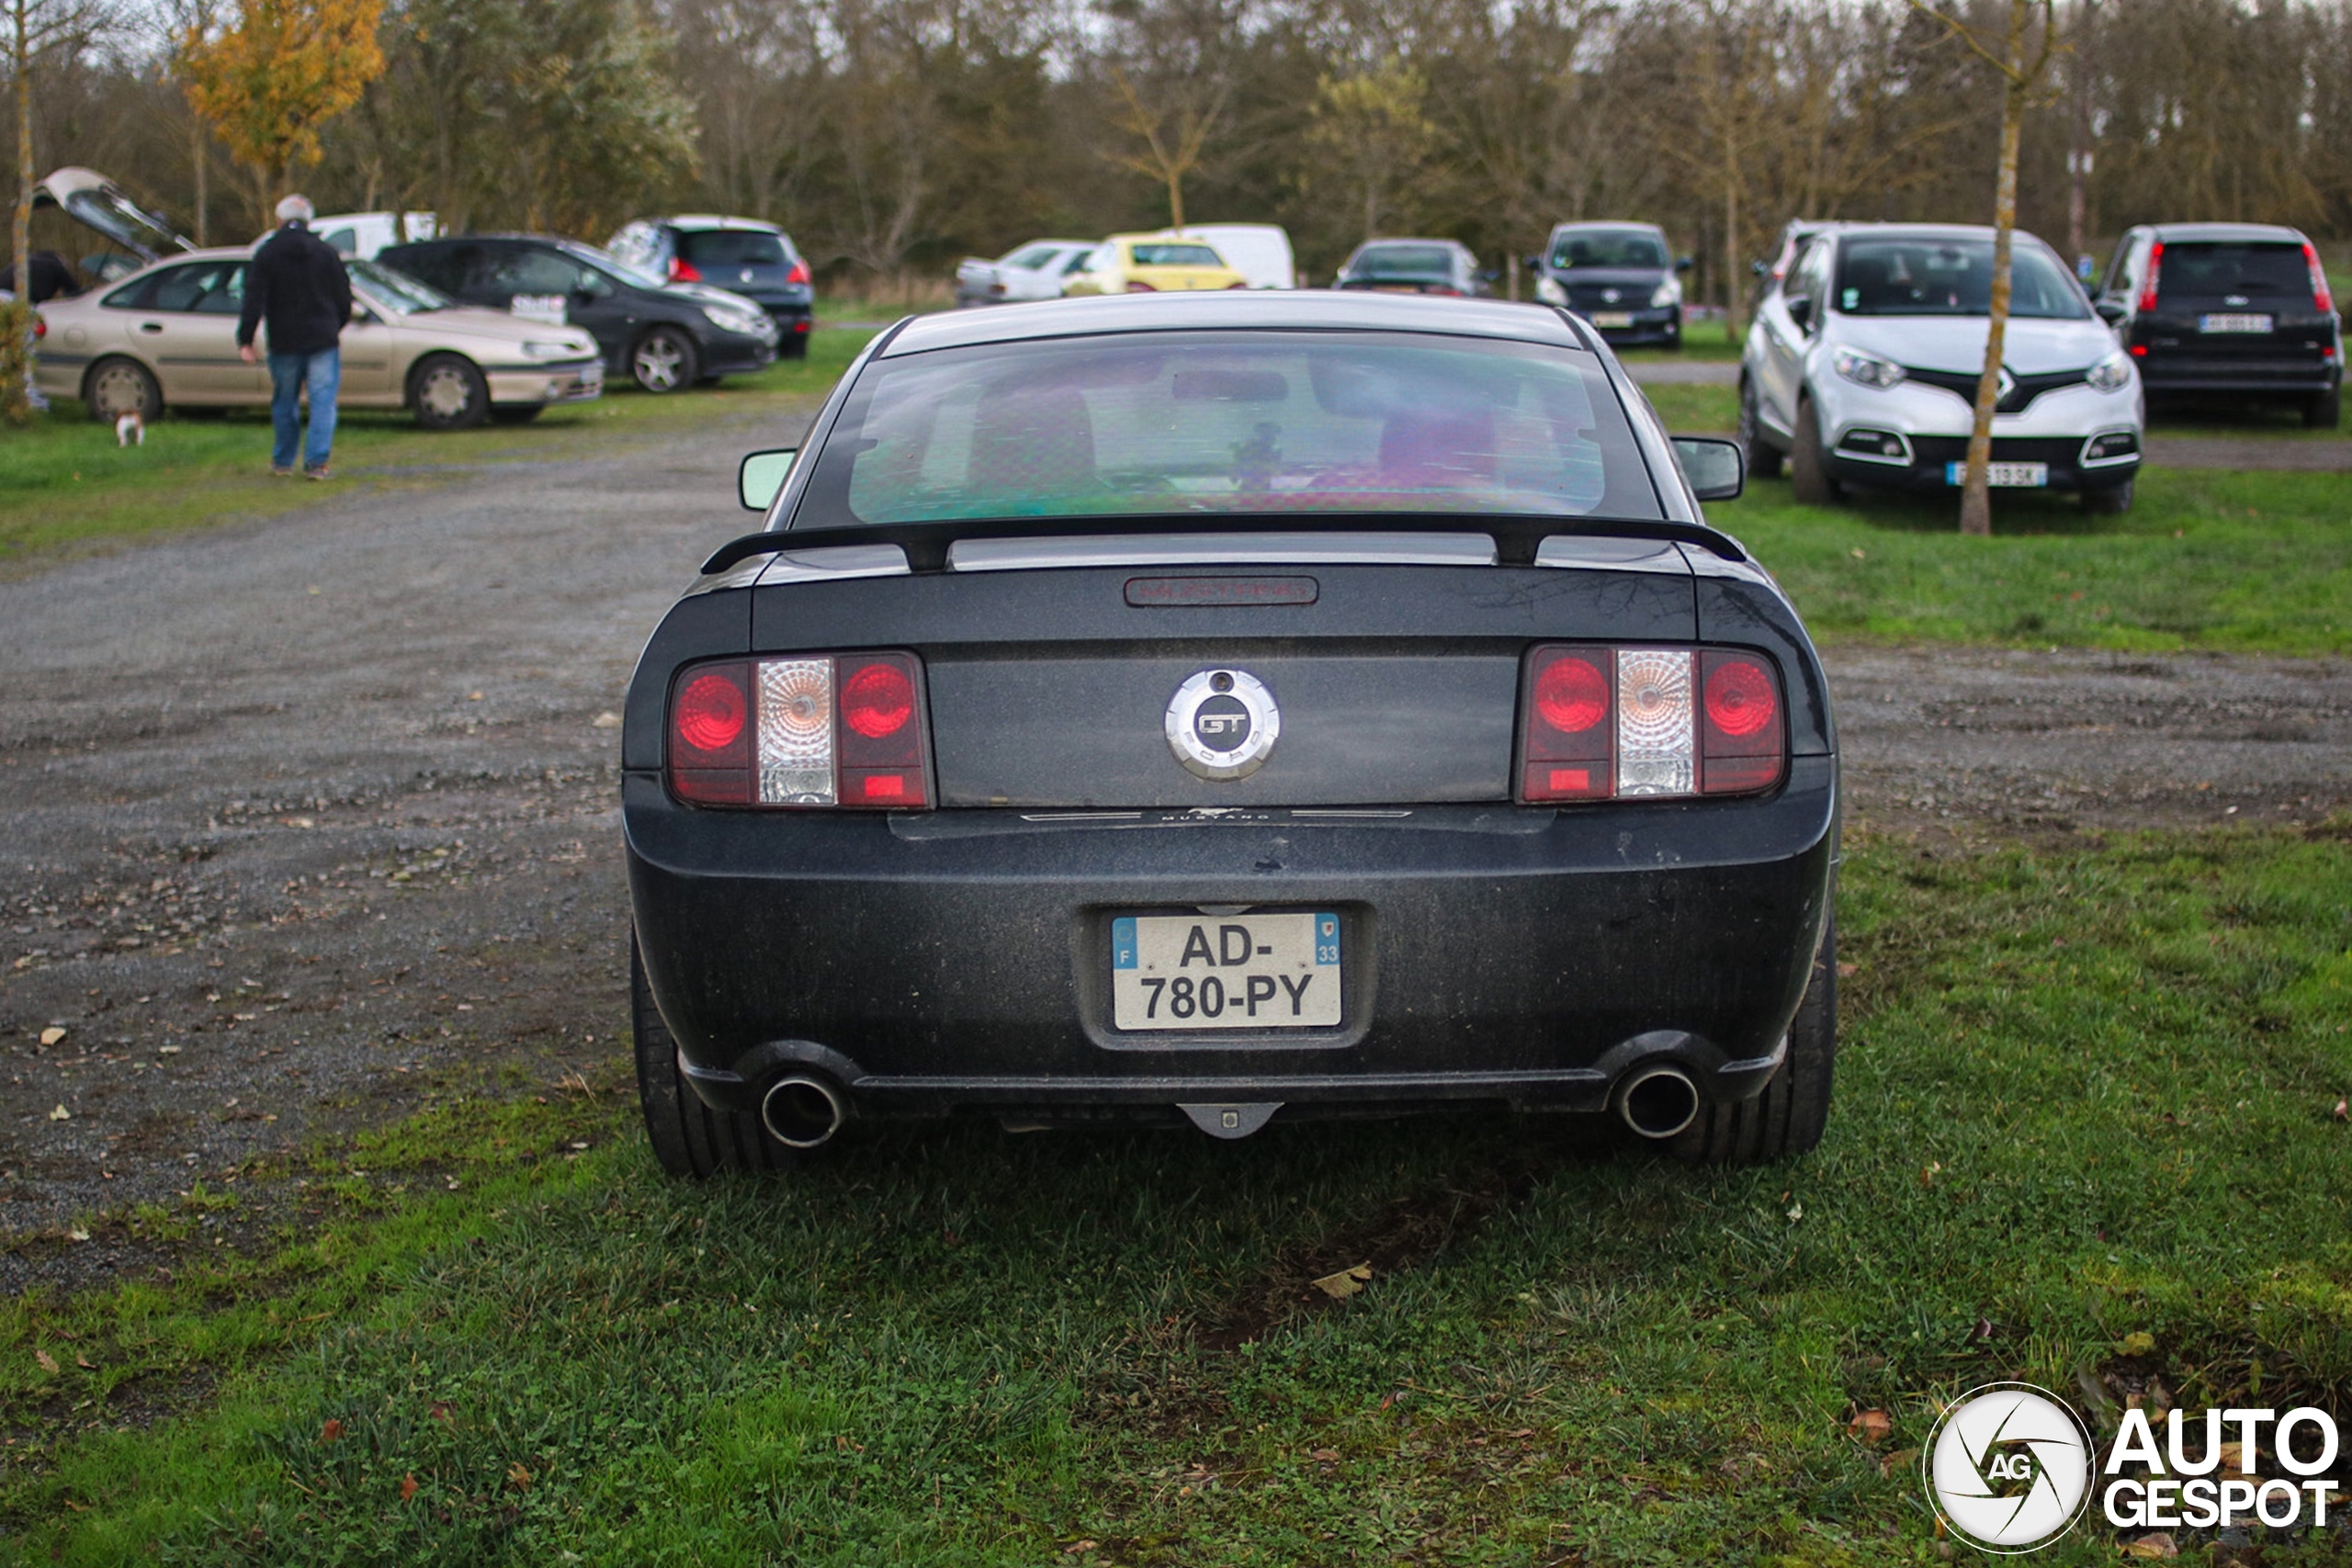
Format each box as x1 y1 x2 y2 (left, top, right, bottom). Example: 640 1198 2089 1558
1518 645 1783 804
669 652 930 809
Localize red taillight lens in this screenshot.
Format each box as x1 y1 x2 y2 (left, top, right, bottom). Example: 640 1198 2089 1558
669 256 702 282
2304 242 2333 315
1518 645 1783 805
785 259 810 286
670 652 930 809
31 314 45 339
2138 241 2163 314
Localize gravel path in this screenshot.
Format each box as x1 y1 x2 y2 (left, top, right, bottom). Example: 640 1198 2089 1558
2 428 2346 1267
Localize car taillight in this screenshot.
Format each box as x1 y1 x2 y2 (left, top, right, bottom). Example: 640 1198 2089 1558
30 314 44 339
669 256 702 282
668 652 931 809
785 259 810 286
1126 281 1157 292
2138 241 2163 314
1517 645 1783 804
2304 241 2333 315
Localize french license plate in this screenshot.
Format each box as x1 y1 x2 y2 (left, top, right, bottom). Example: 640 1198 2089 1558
1111 911 1340 1031
1945 460 2049 488
1590 311 1635 328
2199 312 2273 333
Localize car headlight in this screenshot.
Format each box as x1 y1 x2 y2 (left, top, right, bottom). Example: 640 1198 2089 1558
522 339 583 359
2085 349 2133 393
703 305 769 337
1650 277 1681 310
1832 347 1907 390
1533 275 1566 307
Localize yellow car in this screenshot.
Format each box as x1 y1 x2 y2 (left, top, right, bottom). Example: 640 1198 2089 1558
1062 233 1247 295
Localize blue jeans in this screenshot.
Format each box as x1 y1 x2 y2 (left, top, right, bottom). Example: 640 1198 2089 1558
267 348 340 470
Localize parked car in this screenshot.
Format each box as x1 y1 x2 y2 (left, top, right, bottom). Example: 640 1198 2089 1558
606 217 815 358
954 240 1098 307
1334 238 1488 296
31 249 603 428
624 289 1837 1175
379 234 778 390
1062 233 1248 295
2095 221 2341 428
1529 222 1690 347
303 211 440 259
1172 223 1296 289
1758 219 1836 288
28 166 193 287
1740 222 2143 512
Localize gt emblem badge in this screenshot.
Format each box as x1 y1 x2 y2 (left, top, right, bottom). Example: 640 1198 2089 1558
1165 669 1280 781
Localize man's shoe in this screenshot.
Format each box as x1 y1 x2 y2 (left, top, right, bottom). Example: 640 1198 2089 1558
303 465 332 481
270 466 297 478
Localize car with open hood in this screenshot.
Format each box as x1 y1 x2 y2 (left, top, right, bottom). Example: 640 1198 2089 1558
622 290 1838 1175
31 248 603 428
13 167 194 295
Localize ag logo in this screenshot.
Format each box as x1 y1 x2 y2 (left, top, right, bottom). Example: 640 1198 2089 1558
1165 669 1280 781
1923 1382 2095 1553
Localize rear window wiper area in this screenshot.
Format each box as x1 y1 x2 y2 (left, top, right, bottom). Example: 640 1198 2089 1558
699 513 1749 577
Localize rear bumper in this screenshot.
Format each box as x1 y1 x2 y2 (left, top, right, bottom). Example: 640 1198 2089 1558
625 755 1838 1120
2138 358 2340 397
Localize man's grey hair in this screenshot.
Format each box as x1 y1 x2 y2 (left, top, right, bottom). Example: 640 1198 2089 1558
275 194 315 224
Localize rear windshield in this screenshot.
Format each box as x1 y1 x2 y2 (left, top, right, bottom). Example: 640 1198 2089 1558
2161 242 2311 297
679 229 787 267
348 257 450 312
1551 230 1667 269
1130 243 1223 267
1351 244 1453 276
793 330 1660 526
1835 237 2087 319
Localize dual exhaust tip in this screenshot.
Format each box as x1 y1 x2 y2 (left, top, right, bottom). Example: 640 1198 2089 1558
1617 1066 1702 1141
760 1075 847 1149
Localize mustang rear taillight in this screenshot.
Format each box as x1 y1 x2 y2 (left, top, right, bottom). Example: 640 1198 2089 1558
1518 646 1784 804
668 652 931 809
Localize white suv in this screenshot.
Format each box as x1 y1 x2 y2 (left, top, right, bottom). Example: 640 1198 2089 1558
1740 223 2143 513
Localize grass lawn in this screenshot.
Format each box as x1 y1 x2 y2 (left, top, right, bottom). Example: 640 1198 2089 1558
0 331 875 570
4 824 2350 1562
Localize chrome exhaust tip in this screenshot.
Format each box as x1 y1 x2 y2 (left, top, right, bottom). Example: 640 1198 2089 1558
760 1075 847 1149
1618 1066 1701 1141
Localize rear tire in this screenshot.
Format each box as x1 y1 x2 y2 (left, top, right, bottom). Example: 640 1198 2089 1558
633 932 802 1178
1672 917 1836 1166
2081 478 2134 515
85 356 162 423
1739 378 1784 479
2307 389 2341 430
1789 398 1840 505
410 354 489 431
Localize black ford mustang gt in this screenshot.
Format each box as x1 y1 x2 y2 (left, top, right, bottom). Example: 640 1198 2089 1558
623 292 1838 1173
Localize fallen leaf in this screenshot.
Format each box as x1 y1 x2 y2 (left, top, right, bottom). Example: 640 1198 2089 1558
1849 1409 1892 1443
1879 1445 1920 1477
2119 1331 2156 1358
400 1474 418 1502
1311 1448 1340 1461
1849 547 1867 559
2124 1532 2178 1559
74 1355 93 1371
1062 1542 1098 1555
591 711 623 729
2335 1098 2347 1122
48 1104 70 1122
61 1498 87 1512
506 1461 532 1490
1310 1263 1374 1300
40 1027 65 1046
428 1401 453 1424
66 1228 89 1243
321 1418 344 1442
34 1349 58 1374
1786 1201 1804 1222
1837 961 1859 977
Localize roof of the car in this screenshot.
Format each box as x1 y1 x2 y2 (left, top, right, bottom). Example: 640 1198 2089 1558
2142 221 2310 243
1353 238 1461 250
1827 223 2021 245
663 215 786 233
1549 220 1666 234
881 291 1587 356
1107 231 1228 246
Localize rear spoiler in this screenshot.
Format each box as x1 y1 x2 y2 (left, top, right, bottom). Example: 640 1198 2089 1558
701 513 1748 577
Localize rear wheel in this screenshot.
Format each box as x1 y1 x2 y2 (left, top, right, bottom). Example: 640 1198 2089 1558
630 327 698 393
633 932 801 1178
1672 918 1836 1166
1739 378 1784 479
85 356 161 423
2081 477 2134 515
1789 398 1840 505
2307 389 2341 430
411 354 489 430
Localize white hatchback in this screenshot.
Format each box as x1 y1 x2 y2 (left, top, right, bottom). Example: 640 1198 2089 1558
1740 223 2143 513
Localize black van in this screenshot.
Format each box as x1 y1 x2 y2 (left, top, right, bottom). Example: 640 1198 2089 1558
378 235 779 393
2097 222 2341 427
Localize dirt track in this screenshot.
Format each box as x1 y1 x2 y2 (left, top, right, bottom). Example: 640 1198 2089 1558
2 420 2346 1269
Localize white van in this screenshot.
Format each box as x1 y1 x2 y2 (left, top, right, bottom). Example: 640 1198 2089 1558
304 211 440 259
1174 224 1295 289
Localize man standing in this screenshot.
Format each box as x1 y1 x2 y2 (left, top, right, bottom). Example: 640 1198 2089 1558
237 195 351 479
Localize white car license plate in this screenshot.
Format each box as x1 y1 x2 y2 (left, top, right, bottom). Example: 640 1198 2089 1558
2199 313 2273 333
1112 911 1340 1030
1590 311 1634 328
1945 460 2049 488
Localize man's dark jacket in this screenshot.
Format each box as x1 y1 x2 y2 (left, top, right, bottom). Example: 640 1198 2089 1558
238 221 352 355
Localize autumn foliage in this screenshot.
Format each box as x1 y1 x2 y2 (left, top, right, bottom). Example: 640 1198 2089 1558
181 0 385 194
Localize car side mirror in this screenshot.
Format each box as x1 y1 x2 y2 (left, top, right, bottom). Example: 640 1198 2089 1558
2094 298 2128 325
1785 294 1814 333
1522 255 1542 274
1671 435 1744 502
1675 255 1694 272
1751 259 1769 276
739 447 798 512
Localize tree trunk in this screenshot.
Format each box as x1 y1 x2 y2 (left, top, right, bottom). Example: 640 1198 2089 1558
1167 171 1183 230
12 0 30 286
1722 123 1741 342
1960 65 2029 538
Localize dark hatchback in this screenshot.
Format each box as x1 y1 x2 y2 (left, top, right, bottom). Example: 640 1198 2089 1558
1334 239 1488 297
624 292 1838 1176
2097 222 2341 426
1529 222 1690 348
608 217 816 358
378 234 779 393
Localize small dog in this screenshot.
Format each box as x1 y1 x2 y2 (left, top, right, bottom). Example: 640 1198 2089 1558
114 412 144 447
